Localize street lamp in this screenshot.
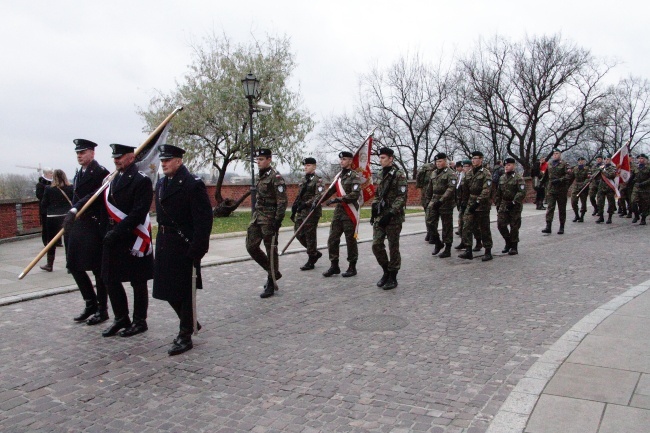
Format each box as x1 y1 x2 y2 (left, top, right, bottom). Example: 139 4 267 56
242 72 260 213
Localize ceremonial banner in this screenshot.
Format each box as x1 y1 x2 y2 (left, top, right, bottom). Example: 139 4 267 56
104 182 153 257
135 122 172 185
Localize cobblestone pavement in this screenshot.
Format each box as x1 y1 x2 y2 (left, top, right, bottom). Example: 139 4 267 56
1 213 648 433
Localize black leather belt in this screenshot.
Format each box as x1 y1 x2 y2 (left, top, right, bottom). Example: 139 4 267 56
158 224 178 234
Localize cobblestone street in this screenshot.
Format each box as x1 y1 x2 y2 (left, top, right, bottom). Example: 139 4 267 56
1 213 648 433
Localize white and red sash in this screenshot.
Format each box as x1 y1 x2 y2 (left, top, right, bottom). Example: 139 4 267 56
335 178 360 238
104 181 153 257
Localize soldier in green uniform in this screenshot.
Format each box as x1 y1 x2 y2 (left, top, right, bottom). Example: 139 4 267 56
455 160 478 251
454 161 464 236
424 152 457 258
589 155 604 215
322 151 362 278
631 153 649 225
416 160 436 243
245 148 287 298
596 155 617 224
542 148 574 235
459 151 493 261
371 147 407 290
290 157 324 271
495 158 526 255
570 157 590 223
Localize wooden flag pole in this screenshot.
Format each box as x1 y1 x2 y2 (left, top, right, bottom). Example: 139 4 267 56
18 106 184 280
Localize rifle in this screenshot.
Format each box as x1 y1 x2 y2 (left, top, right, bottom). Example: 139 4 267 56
371 167 397 224
18 106 184 279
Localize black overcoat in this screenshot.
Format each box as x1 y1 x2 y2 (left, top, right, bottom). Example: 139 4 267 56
66 160 110 271
94 163 154 283
152 165 213 302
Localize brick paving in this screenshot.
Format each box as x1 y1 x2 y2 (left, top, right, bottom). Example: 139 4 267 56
1 213 648 433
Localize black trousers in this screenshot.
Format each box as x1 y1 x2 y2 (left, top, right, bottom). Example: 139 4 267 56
105 280 148 322
71 269 107 308
168 298 194 339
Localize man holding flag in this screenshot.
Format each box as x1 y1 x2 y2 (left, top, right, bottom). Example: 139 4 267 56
371 147 407 290
322 151 362 278
596 155 618 224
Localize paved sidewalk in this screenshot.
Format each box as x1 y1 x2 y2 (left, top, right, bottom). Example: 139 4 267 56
1 205 649 432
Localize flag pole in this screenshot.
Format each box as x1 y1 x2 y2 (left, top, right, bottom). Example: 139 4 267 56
280 127 377 255
18 106 184 280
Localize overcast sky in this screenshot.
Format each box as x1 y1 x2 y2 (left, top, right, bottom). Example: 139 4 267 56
1 0 648 178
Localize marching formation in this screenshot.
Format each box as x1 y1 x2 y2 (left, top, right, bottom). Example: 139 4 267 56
33 130 648 357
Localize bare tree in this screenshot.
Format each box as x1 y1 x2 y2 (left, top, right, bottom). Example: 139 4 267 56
0 173 37 200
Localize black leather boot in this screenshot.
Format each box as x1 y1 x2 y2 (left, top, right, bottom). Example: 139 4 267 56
382 271 398 290
596 214 605 223
481 248 493 262
376 266 389 287
454 241 467 250
472 240 483 252
260 276 275 298
641 216 647 226
102 317 131 337
312 251 323 264
557 224 564 235
86 308 109 326
322 260 340 277
424 232 430 242
438 243 452 258
431 239 443 255
341 261 357 278
632 212 639 223
300 255 316 271
74 300 97 322
578 210 586 222
40 249 55 272
606 214 613 224
572 211 580 222
541 222 552 233
168 335 193 356
458 247 473 260
508 242 518 255
501 242 511 254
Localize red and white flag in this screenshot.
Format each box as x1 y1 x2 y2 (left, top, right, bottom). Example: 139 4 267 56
602 142 631 199
336 133 376 238
104 181 153 257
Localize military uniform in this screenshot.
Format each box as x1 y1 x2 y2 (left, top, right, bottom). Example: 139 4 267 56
596 163 617 223
66 144 111 325
92 157 154 337
416 162 435 241
589 163 603 215
631 162 650 224
292 172 324 269
495 170 526 253
570 164 590 222
460 164 493 259
323 168 361 274
543 158 573 233
372 164 407 287
424 165 456 255
152 149 213 355
246 166 288 290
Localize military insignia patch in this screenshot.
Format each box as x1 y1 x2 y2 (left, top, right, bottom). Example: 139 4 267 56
278 185 284 192
520 184 525 190
318 186 323 192
451 179 457 185
487 180 492 186
353 184 359 190
400 185 406 192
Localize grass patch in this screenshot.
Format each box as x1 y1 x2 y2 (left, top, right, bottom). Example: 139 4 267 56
152 208 422 237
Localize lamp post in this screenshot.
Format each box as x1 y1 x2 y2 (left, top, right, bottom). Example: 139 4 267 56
241 72 260 213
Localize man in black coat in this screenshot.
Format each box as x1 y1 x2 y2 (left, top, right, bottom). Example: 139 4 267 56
152 145 213 356
92 144 154 337
63 139 111 325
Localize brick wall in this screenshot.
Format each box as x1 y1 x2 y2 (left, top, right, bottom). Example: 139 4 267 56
0 200 41 239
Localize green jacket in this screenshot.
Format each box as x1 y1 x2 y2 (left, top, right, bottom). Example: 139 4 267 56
424 166 456 211
324 168 362 220
252 167 287 224
597 164 617 193
546 159 573 194
294 173 324 219
570 165 590 190
466 166 492 211
632 165 650 193
373 165 408 223
495 171 526 212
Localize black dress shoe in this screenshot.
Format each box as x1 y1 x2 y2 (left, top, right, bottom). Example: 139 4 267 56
74 301 97 322
86 309 109 326
102 318 131 337
168 338 193 356
118 321 148 337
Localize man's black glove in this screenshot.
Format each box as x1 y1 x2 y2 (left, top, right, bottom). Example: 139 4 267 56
290 212 296 223
468 201 480 214
460 202 467 214
506 201 515 211
432 200 442 210
378 213 392 227
63 211 76 233
551 178 562 186
273 219 283 232
103 230 120 247
370 202 378 225
326 197 342 206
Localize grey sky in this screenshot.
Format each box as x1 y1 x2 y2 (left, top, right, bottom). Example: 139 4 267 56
1 0 648 178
